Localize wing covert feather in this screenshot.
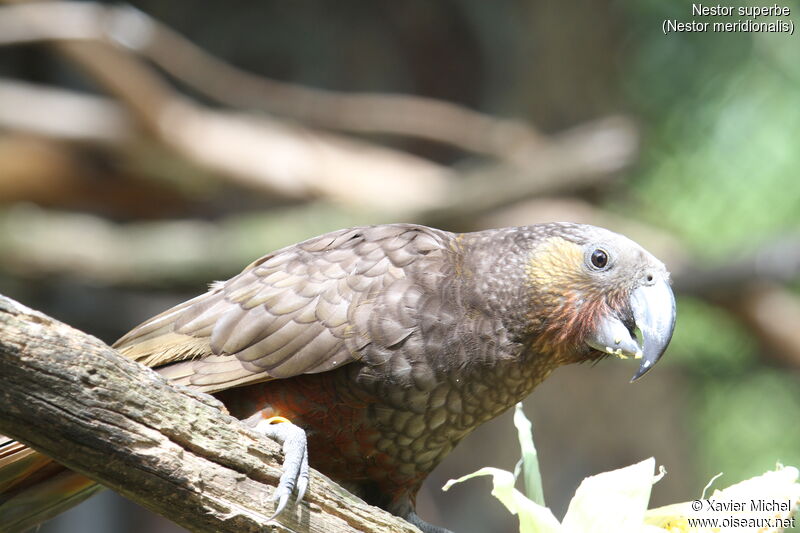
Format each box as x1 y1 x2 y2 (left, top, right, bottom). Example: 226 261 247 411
114 224 450 393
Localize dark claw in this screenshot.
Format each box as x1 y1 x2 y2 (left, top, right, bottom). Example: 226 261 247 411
405 510 454 533
252 418 309 519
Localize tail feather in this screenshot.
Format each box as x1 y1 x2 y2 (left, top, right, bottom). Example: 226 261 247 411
0 439 50 493
0 437 100 533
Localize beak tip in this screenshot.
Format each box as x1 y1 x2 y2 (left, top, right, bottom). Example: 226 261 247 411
630 360 653 383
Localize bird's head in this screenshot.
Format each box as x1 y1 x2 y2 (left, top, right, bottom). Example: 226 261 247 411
521 223 676 381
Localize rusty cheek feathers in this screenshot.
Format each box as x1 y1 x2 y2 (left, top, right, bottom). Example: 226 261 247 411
524 237 620 359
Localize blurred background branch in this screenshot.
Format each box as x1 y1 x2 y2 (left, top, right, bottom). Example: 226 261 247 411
0 1 638 218
0 1 550 159
673 235 800 298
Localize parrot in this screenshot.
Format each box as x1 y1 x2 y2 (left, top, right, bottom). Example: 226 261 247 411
0 222 676 533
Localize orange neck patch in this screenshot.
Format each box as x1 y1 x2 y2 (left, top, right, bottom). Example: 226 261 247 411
524 237 607 361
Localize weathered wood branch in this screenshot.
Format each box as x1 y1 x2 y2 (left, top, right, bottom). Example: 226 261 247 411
0 294 419 533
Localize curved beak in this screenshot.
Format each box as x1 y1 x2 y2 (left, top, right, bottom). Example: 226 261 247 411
586 277 676 382
630 278 676 381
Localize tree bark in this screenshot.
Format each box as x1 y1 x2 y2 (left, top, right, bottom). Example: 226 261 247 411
0 294 419 533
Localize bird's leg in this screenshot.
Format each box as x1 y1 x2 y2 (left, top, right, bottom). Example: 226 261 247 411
404 510 454 533
247 414 309 519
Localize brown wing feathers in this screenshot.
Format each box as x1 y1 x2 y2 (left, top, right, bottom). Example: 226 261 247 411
113 224 447 393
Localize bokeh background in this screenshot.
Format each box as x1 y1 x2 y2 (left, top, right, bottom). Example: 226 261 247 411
1 1 799 532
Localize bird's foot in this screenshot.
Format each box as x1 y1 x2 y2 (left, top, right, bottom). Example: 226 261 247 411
404 510 454 533
249 415 309 519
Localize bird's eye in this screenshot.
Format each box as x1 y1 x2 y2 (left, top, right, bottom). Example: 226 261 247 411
590 249 609 269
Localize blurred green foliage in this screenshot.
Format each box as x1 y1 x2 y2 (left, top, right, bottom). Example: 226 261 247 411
671 298 800 487
617 3 800 523
622 3 800 255
697 371 800 483
667 297 755 374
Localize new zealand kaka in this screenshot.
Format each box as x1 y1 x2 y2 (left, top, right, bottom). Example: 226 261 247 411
0 222 676 533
